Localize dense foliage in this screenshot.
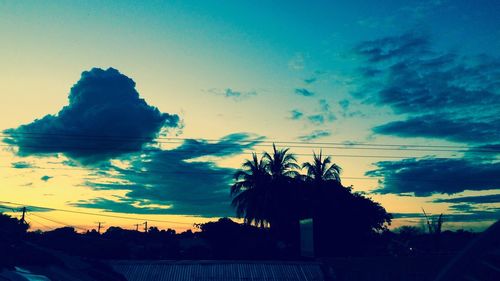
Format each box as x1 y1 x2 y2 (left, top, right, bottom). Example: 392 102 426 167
231 146 392 256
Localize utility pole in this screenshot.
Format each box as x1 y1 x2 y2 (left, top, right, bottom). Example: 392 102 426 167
134 223 140 231
96 222 104 234
20 207 26 224
143 221 148 233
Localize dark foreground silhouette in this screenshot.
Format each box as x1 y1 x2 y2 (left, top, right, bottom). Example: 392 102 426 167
2 147 498 280
230 147 393 257
2 213 498 281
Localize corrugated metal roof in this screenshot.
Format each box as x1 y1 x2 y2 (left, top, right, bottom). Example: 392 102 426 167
110 261 325 281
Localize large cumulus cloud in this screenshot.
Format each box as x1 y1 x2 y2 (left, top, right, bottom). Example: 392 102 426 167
3 68 179 163
72 133 263 217
353 32 500 144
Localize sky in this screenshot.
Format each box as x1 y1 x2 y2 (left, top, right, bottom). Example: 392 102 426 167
0 0 499 232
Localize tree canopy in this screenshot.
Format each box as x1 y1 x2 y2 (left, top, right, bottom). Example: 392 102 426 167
230 145 392 256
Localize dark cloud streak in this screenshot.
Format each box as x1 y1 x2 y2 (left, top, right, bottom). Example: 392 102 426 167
367 158 500 196
73 133 263 217
392 210 499 222
433 194 500 204
11 162 33 169
353 32 500 144
373 115 500 144
294 88 315 97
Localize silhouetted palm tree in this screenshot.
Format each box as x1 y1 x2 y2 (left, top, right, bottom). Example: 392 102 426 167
302 150 341 184
230 153 271 227
230 146 392 257
231 145 301 229
263 144 300 180
261 144 301 253
262 144 301 225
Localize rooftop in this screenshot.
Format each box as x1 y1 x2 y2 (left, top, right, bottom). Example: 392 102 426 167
109 260 325 281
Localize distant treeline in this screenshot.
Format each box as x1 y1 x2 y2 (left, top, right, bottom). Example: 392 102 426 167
1 213 479 268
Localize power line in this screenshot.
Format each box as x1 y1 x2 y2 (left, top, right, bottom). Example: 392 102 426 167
0 205 80 231
2 142 493 155
0 132 474 148
1 139 494 160
1 141 495 153
26 213 50 229
0 164 431 182
2 163 497 183
0 152 475 161
2 132 497 151
2 161 495 185
0 201 195 225
29 212 87 231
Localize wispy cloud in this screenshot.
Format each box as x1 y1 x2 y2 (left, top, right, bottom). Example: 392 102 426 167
306 99 336 125
294 88 315 97
208 88 257 101
40 175 53 182
289 109 304 120
11 161 33 169
307 114 325 125
288 53 306 71
304 77 317 84
357 1 448 30
289 99 336 126
298 130 331 141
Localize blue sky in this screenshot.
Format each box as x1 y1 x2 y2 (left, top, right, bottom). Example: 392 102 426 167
0 0 498 231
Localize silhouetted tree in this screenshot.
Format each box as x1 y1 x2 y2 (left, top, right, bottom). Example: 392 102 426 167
0 213 28 244
197 217 277 259
231 145 302 255
231 146 392 257
262 144 301 247
302 150 341 184
397 225 423 238
301 150 342 220
263 144 300 180
231 153 271 227
0 213 29 267
423 209 444 235
310 180 392 256
423 209 445 252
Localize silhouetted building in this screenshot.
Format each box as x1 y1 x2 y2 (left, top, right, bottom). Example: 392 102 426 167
300 219 314 258
110 260 325 281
